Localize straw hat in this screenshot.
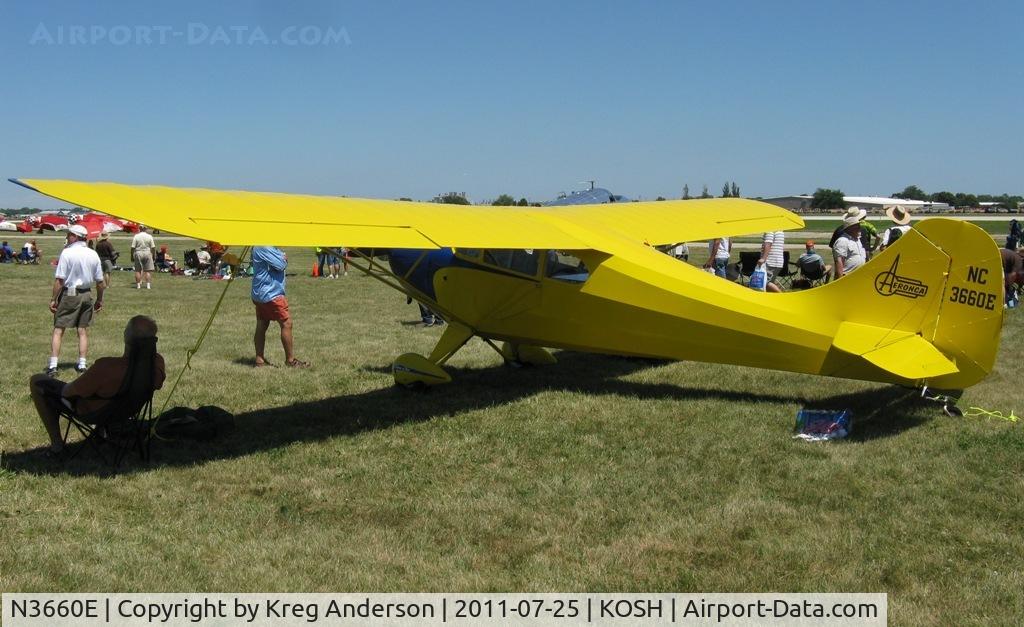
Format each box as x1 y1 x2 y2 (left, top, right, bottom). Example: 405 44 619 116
842 207 867 227
885 205 912 225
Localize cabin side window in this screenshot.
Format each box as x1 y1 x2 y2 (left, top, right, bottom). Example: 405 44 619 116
546 251 589 283
479 249 541 277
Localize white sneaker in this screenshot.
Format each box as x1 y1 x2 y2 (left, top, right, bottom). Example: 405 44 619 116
146 283 151 289
136 283 141 289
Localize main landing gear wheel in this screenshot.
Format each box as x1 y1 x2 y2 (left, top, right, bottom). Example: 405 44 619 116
392 353 451 388
392 322 474 387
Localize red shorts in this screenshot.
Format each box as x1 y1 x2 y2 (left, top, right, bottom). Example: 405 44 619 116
254 296 290 322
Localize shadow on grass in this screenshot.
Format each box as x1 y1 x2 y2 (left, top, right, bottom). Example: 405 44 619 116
2 353 934 477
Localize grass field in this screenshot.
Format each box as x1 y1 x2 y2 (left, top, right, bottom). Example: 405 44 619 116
1 235 1022 624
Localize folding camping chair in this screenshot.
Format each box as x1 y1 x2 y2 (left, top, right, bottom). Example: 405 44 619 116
735 251 760 285
736 251 796 289
776 251 797 289
795 256 831 289
59 337 158 467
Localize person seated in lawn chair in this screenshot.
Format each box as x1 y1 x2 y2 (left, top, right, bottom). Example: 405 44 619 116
19 239 40 264
0 240 14 262
196 245 213 272
184 247 211 273
28 315 166 458
206 240 227 275
155 245 178 272
795 240 832 288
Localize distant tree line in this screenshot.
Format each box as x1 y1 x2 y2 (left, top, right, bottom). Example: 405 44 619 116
0 206 93 215
385 183 1022 210
810 188 846 210
807 185 1022 211
490 194 531 207
892 185 1022 209
432 192 471 205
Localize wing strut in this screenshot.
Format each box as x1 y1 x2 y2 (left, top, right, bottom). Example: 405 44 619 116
332 247 469 330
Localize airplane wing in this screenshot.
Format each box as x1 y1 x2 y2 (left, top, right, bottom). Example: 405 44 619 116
10 179 801 249
546 197 803 245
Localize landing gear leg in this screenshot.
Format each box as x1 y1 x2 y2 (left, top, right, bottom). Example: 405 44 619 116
392 322 474 387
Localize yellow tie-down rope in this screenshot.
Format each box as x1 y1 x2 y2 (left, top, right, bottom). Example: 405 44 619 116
962 407 1019 423
152 246 251 437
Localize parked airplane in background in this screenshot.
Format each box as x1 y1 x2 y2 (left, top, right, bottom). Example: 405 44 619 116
0 209 137 235
10 178 1003 411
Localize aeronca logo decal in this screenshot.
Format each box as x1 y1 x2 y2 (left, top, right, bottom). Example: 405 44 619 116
874 255 929 299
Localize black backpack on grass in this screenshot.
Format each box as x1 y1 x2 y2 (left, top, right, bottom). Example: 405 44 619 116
155 405 234 441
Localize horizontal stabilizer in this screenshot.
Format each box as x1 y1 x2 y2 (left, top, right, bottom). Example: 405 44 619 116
832 322 958 380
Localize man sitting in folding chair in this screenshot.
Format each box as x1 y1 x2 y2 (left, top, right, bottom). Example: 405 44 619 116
29 315 166 461
794 240 833 289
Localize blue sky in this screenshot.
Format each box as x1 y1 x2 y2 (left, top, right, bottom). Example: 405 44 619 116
1 0 1021 209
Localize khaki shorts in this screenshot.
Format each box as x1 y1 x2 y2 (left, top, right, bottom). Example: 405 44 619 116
101 258 114 273
134 251 154 272
54 292 94 329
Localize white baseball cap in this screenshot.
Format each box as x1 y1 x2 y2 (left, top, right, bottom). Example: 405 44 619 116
68 224 89 238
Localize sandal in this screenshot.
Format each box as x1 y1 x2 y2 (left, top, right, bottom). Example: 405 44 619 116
254 359 275 368
285 359 310 368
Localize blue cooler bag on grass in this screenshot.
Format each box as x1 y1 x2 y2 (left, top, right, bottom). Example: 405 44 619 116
794 409 852 441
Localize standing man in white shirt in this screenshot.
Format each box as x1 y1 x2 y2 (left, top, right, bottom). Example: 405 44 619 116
832 209 868 280
48 225 105 376
704 237 731 278
879 205 913 251
758 231 786 293
131 225 156 289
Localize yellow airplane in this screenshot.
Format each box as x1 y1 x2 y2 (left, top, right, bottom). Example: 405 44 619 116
11 179 1004 409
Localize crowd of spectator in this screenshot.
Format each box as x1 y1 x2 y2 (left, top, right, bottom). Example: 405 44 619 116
2 239 43 264
664 205 918 292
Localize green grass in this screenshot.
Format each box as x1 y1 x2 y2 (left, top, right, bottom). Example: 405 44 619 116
1 235 1022 624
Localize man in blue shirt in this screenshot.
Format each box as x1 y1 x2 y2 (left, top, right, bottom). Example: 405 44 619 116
0 240 13 262
251 246 308 368
797 240 832 280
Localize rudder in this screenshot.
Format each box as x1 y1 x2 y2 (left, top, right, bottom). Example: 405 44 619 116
809 219 1002 389
916 219 1004 389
